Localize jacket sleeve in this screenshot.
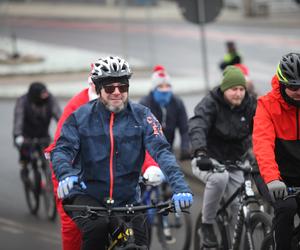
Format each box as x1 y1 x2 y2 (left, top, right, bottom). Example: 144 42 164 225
176 97 190 153
51 114 81 181
142 108 192 194
188 94 217 155
13 96 25 137
252 99 281 184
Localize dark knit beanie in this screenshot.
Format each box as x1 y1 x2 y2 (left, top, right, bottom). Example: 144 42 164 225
220 65 246 92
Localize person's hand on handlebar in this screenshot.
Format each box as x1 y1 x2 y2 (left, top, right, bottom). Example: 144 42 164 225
192 150 213 171
267 180 287 202
172 193 193 213
57 176 86 199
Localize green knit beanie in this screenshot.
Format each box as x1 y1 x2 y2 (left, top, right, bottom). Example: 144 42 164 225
220 65 246 92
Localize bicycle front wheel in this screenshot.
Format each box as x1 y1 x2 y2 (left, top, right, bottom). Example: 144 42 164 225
260 232 274 250
41 164 57 221
22 165 40 215
244 211 272 250
155 212 192 250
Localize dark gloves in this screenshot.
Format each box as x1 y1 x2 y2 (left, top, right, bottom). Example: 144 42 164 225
267 180 287 202
180 150 191 161
194 151 213 171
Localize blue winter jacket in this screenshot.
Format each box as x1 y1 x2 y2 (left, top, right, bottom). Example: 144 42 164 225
51 99 191 206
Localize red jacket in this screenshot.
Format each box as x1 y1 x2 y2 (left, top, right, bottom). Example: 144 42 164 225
253 76 300 184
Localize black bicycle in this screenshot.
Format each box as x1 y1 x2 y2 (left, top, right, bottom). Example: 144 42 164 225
260 187 300 250
194 160 272 250
141 182 192 250
64 200 183 250
21 138 56 221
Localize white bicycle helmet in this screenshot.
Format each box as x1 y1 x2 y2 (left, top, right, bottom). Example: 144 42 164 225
91 56 132 93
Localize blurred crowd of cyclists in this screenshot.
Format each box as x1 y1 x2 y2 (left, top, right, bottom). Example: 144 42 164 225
11 43 300 250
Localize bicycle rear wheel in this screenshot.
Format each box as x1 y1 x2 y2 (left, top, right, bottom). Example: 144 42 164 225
244 212 272 250
154 212 192 250
22 165 40 215
41 164 57 221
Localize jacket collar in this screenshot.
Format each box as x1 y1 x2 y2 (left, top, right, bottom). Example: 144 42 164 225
268 75 294 110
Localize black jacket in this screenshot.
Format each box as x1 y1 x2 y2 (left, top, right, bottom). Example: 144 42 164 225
13 94 61 139
188 87 257 162
140 92 190 153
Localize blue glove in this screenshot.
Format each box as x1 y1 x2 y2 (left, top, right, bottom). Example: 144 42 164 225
172 193 193 213
57 176 86 199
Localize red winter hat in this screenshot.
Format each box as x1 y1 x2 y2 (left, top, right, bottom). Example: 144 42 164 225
153 64 165 72
151 70 171 89
234 64 249 76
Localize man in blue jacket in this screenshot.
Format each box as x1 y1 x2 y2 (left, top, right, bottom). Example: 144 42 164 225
51 56 193 250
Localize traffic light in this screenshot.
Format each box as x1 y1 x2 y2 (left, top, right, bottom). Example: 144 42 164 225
175 0 223 24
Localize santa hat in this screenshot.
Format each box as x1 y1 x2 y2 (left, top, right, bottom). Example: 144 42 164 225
153 64 165 72
151 65 171 89
234 63 250 81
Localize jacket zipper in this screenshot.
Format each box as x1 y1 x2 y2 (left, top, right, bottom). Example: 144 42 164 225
109 113 115 200
297 108 299 140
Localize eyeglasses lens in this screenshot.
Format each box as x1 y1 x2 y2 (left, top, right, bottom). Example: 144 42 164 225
103 84 129 94
286 85 300 91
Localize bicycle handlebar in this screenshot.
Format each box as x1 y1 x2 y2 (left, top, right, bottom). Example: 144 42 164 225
23 137 50 145
210 158 252 173
283 187 300 200
64 200 176 216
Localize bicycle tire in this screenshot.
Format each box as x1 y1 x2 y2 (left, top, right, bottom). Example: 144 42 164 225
260 232 274 250
23 164 40 215
41 164 57 221
154 212 192 250
244 212 272 250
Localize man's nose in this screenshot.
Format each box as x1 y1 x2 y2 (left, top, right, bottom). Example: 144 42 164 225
112 86 121 94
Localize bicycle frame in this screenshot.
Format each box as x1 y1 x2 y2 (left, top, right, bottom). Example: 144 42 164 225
215 167 265 250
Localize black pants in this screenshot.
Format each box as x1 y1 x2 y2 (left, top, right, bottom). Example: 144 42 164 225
272 198 298 250
272 176 300 250
64 195 149 250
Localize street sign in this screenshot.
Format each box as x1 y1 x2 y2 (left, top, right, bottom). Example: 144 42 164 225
175 0 223 24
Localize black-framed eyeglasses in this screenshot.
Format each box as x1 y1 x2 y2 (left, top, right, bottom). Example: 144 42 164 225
285 85 300 91
102 84 129 94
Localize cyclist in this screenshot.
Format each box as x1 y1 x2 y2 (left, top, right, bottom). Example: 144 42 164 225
140 65 191 160
219 41 242 71
13 82 61 183
51 56 193 250
253 52 300 250
45 66 165 250
189 65 257 248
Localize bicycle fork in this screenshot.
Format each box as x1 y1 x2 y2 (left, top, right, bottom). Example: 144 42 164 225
230 204 245 250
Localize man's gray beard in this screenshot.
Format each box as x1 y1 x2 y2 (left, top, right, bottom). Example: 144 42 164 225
104 100 128 113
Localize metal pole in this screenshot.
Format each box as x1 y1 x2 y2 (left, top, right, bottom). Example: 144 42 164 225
120 0 129 60
197 0 210 93
145 0 155 67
